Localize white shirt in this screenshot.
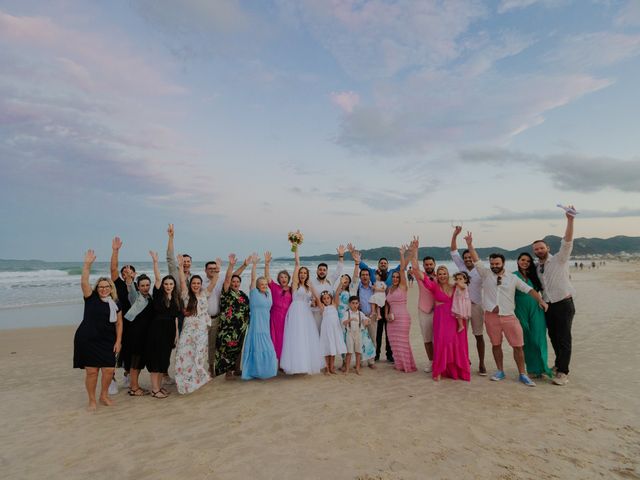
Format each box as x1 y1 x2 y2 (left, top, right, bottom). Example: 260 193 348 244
206 276 225 316
537 239 575 303
475 260 531 316
310 260 344 312
451 250 483 305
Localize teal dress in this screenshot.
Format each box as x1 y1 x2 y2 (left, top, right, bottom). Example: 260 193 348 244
514 272 553 378
241 288 278 380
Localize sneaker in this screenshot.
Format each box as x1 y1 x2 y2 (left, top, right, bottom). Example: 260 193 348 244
552 372 569 386
490 370 506 381
108 378 119 395
424 361 433 373
519 374 536 387
478 366 488 376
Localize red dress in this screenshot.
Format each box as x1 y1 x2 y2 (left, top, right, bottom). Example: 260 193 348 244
268 280 292 360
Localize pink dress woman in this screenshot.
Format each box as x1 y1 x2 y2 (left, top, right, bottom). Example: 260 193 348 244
423 277 471 381
385 287 417 373
268 280 292 360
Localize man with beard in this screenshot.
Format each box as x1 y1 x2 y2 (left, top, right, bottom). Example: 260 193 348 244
464 232 547 387
532 207 576 386
354 247 401 363
450 226 487 376
310 244 346 332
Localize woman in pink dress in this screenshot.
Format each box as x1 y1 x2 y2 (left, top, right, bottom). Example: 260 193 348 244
264 251 292 365
384 245 417 373
417 257 470 382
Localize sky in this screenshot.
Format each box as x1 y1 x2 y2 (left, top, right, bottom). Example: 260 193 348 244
1 0 639 261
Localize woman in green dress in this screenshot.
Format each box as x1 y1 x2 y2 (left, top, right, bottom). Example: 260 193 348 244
514 252 553 378
216 253 251 379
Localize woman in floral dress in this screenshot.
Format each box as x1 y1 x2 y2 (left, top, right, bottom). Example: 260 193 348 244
216 253 251 379
175 255 217 394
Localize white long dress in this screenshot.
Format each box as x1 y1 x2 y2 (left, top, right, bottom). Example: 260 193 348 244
319 305 347 356
280 286 323 374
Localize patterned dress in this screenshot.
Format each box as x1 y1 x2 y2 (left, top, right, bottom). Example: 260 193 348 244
175 292 211 394
215 288 250 375
385 287 417 373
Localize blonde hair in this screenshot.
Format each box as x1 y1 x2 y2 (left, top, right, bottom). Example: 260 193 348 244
93 277 118 301
256 276 268 289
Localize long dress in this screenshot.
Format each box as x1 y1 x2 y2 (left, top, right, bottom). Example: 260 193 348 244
514 272 553 378
423 277 471 381
268 280 292 361
280 286 323 374
242 289 278 380
73 292 119 368
385 287 417 372
216 288 250 375
146 287 180 374
175 292 211 393
320 305 347 356
125 291 152 371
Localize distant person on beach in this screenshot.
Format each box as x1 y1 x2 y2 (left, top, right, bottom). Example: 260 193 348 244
73 250 123 411
450 226 487 376
384 245 416 373
464 232 547 387
407 266 414 286
310 245 346 333
532 207 576 386
513 253 553 379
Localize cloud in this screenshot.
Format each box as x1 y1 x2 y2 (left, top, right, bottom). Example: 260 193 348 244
434 207 640 222
330 91 360 113
614 0 640 27
459 148 640 192
544 32 640 70
496 0 569 13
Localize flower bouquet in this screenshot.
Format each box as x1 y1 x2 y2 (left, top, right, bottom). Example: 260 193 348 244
288 230 304 252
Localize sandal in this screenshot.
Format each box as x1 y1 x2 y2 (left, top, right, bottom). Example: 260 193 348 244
159 387 170 396
151 390 168 399
128 388 148 397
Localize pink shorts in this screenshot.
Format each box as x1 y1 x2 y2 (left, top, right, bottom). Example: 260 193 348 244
483 312 524 347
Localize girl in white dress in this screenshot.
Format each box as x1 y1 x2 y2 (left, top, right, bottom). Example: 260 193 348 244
368 270 387 321
318 290 347 374
280 247 324 375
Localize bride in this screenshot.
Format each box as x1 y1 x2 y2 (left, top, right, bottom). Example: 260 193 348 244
280 246 323 375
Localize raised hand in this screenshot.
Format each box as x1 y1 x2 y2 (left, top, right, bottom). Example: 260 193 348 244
167 223 174 238
215 257 222 267
251 253 260 265
177 254 184 267
112 237 123 251
84 249 96 265
264 251 272 264
122 265 133 281
399 244 408 256
149 250 159 263
346 242 356 253
228 253 237 266
337 244 346 257
352 250 361 264
453 225 462 236
463 231 473 246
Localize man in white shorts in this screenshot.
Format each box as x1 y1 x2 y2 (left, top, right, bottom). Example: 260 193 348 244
450 226 487 376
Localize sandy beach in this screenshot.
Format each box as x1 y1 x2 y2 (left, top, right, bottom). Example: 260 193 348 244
1 262 638 480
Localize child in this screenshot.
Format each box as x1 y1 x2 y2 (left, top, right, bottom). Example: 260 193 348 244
336 274 352 321
368 270 387 321
318 290 347 374
451 272 471 333
342 296 370 375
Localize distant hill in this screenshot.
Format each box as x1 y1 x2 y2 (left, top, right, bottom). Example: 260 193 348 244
298 235 640 261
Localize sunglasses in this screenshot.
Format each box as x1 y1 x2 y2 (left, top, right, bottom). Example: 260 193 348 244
540 264 545 274
496 276 502 286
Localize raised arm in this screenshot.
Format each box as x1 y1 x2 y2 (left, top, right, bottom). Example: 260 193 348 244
398 245 408 290
150 250 161 289
264 251 272 283
223 254 237 292
292 246 301 290
450 226 462 252
563 206 575 243
124 266 138 304
450 226 466 271
177 254 187 297
250 253 259 290
166 224 178 280
409 236 425 282
464 231 480 263
81 249 96 298
329 244 346 285
233 256 250 277
110 236 122 281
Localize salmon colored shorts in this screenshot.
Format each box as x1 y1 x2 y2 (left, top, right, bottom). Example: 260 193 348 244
483 312 524 347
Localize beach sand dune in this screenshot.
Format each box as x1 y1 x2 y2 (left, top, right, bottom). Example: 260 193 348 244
1 263 638 479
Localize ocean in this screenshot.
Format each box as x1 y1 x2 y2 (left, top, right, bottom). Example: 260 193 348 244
0 258 517 329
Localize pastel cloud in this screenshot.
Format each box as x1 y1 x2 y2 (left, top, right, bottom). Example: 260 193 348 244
330 91 360 113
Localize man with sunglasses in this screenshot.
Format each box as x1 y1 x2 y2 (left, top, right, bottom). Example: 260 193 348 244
464 232 548 387
532 207 576 386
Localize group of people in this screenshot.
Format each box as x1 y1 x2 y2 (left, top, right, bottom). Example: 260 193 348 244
73 210 577 411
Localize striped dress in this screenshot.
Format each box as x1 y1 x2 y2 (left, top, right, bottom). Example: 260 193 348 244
385 287 417 373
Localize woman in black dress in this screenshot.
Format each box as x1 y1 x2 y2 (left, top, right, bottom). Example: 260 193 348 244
73 249 123 411
146 251 181 398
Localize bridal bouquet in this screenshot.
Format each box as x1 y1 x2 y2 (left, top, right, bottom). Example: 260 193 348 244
288 230 304 252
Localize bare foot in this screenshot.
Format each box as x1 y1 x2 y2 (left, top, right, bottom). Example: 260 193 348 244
99 396 114 406
87 401 97 412
355 369 361 375
368 363 377 369
330 369 337 375
343 370 349 375
433 375 441 382
323 369 330 376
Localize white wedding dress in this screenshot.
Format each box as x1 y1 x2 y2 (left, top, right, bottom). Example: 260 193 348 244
280 286 323 374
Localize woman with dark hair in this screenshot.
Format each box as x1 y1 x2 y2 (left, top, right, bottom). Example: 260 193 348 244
74 249 123 411
514 252 553 378
216 253 251 379
265 251 292 364
280 245 323 375
146 251 181 398
175 255 217 393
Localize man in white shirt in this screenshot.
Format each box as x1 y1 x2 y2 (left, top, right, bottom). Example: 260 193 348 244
450 226 487 376
310 245 346 332
465 232 548 387
532 207 576 386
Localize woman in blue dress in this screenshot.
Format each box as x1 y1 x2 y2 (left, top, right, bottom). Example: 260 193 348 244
241 253 278 380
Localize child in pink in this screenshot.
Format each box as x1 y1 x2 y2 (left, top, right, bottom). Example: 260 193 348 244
451 272 471 333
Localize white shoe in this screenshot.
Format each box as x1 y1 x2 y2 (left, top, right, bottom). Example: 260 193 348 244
123 374 130 388
552 372 569 386
424 362 433 373
163 376 175 386
108 378 119 395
